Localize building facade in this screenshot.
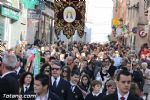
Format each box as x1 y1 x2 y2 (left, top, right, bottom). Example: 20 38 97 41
0 0 21 48
0 0 55 48
112 0 150 53
27 0 54 44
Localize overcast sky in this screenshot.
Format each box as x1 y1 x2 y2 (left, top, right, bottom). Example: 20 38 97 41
86 0 113 43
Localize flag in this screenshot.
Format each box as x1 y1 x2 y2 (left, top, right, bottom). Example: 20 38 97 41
32 48 40 77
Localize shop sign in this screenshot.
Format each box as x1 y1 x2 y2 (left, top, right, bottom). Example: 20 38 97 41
132 27 138 33
116 27 122 36
112 18 120 26
139 31 147 38
28 12 41 20
122 26 127 33
1 6 19 20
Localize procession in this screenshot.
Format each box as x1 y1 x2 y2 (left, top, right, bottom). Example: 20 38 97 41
0 0 150 100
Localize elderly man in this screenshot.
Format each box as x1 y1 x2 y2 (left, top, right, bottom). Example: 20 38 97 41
50 60 71 100
0 54 19 100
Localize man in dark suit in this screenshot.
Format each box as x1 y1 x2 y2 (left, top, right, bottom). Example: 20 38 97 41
34 73 60 100
69 71 84 100
15 55 25 79
103 70 139 100
0 57 2 76
49 60 71 100
0 54 19 100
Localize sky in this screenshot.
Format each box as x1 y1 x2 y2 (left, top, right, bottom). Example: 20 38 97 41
86 0 113 43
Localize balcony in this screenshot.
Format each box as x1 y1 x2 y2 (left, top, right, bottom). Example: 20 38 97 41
144 0 150 9
45 0 54 9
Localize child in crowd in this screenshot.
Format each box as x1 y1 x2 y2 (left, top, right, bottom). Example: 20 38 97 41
85 80 103 100
102 79 116 96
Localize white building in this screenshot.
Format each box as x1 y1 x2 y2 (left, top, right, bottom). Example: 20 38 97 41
85 0 113 43
0 0 23 48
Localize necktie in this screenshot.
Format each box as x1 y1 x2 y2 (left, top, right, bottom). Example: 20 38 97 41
120 97 125 100
71 85 75 92
53 78 57 89
24 87 28 93
15 70 17 74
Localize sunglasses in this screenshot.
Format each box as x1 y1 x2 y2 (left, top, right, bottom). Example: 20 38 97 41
44 70 50 72
82 78 88 81
63 70 68 73
51 68 60 71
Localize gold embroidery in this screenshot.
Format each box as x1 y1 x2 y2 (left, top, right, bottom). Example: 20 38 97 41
54 1 86 39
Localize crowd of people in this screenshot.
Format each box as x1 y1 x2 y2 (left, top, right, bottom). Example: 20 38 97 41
0 40 150 100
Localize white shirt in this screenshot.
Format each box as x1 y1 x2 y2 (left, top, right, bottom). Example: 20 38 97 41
35 90 49 100
106 91 109 95
1 71 16 78
95 72 102 82
117 89 129 100
70 82 76 92
51 76 60 87
92 91 101 96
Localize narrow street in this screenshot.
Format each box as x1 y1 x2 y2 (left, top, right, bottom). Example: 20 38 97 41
0 0 150 100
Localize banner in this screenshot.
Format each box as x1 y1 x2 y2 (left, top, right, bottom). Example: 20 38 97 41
32 48 40 77
54 0 86 39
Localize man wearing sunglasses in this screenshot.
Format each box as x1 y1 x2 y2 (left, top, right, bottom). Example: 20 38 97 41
103 70 139 100
49 60 71 100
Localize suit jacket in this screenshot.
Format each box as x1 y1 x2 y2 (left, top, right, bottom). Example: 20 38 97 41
69 84 84 100
79 84 89 92
16 67 25 79
102 91 140 100
20 85 34 97
108 65 116 77
20 86 35 100
132 70 144 91
48 91 61 100
49 77 71 100
85 92 104 100
0 72 19 100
